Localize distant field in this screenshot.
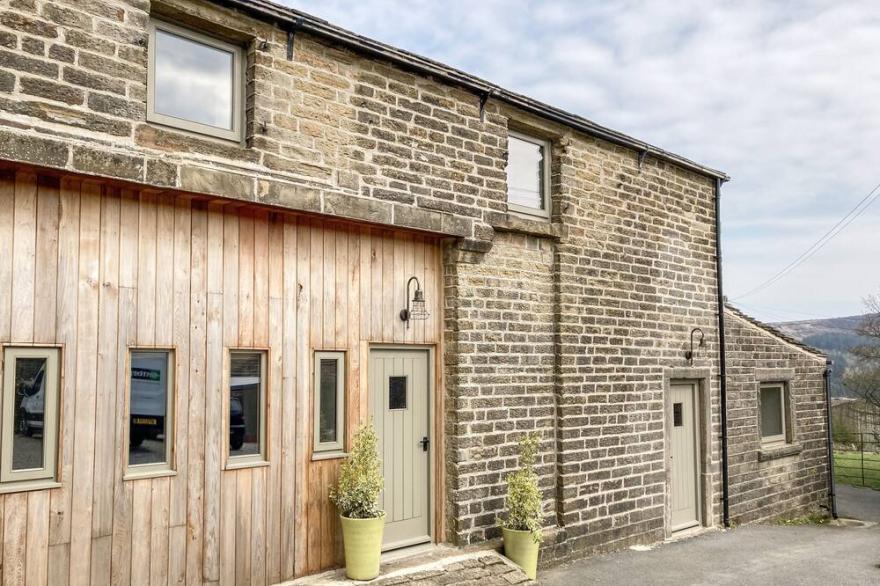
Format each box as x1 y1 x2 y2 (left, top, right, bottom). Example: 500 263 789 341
834 451 880 490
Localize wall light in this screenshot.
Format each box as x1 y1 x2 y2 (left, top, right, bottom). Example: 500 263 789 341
400 276 429 328
685 327 705 363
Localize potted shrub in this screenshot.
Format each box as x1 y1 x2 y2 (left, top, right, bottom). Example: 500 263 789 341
329 421 385 580
501 433 543 580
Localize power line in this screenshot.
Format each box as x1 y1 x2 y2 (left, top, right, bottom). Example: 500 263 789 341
732 180 880 300
731 301 826 320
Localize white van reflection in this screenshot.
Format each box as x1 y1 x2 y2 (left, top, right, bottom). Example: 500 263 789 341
129 353 168 448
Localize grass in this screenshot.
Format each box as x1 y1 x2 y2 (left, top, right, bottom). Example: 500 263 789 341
775 512 831 526
834 451 880 490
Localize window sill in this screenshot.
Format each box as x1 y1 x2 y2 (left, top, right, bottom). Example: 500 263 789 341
123 468 176 481
312 451 348 462
0 480 61 495
495 213 562 239
225 459 270 471
758 442 803 462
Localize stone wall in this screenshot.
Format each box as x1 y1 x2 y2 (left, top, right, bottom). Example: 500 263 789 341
444 106 723 562
0 0 510 243
443 231 559 544
724 306 830 524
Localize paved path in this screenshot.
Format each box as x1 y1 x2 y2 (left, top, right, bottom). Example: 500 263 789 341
837 483 880 522
541 523 879 585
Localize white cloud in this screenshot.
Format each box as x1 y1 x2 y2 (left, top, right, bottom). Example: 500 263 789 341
283 0 880 321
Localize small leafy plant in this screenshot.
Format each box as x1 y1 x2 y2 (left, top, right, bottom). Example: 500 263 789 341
330 420 384 519
501 432 544 542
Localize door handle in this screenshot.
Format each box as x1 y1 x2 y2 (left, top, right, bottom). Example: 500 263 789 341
419 436 429 452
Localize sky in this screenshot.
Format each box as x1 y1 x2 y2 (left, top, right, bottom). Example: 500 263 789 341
283 0 880 323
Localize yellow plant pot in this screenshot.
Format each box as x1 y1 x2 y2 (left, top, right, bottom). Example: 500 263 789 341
502 527 540 580
340 513 386 580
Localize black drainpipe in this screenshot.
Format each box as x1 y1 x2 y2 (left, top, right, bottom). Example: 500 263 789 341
823 360 838 518
714 177 730 528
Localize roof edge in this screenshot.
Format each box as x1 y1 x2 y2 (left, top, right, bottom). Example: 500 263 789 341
724 304 827 359
214 0 730 182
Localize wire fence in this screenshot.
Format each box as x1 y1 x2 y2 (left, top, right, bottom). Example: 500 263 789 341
834 432 880 490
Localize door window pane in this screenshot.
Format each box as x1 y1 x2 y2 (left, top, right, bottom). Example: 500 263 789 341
507 135 547 212
154 27 235 130
760 385 784 439
12 357 47 471
129 351 172 468
389 376 407 410
229 351 264 459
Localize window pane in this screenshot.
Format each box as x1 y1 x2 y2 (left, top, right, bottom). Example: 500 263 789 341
319 358 338 443
389 376 407 410
154 28 234 130
507 136 545 210
129 351 170 466
761 386 783 438
230 352 262 458
12 357 47 471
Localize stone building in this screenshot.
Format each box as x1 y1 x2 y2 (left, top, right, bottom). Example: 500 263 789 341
0 0 832 583
724 305 832 524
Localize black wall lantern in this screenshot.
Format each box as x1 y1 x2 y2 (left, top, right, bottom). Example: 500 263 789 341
685 327 705 363
400 276 429 328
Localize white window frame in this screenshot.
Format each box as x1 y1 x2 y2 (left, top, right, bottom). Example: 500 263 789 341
147 19 244 142
1 346 60 484
126 348 175 477
313 351 345 456
226 349 268 468
759 382 787 446
506 130 552 219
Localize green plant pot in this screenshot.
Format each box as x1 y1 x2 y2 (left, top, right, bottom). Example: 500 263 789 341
340 513 386 580
502 527 539 580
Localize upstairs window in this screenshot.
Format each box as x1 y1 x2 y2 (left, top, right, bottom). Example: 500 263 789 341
759 383 790 445
1 347 60 485
147 20 243 141
506 132 551 218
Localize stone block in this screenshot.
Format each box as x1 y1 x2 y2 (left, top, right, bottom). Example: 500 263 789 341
0 129 68 166
180 165 254 201
256 179 321 213
322 191 392 225
71 145 143 181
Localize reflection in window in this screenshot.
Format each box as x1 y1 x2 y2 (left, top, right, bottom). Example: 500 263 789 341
2 347 59 483
319 359 338 443
147 20 242 141
506 133 549 215
229 351 265 461
314 352 345 454
128 350 173 470
13 357 46 470
760 383 787 444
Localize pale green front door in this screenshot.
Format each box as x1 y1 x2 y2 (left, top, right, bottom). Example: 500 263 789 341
669 382 701 532
370 348 431 550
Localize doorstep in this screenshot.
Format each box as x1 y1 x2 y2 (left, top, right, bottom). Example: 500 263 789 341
282 546 533 585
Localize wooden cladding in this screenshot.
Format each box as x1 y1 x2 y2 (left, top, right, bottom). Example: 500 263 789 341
0 170 443 584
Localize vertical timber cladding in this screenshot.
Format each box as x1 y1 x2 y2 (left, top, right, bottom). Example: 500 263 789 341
0 169 443 583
